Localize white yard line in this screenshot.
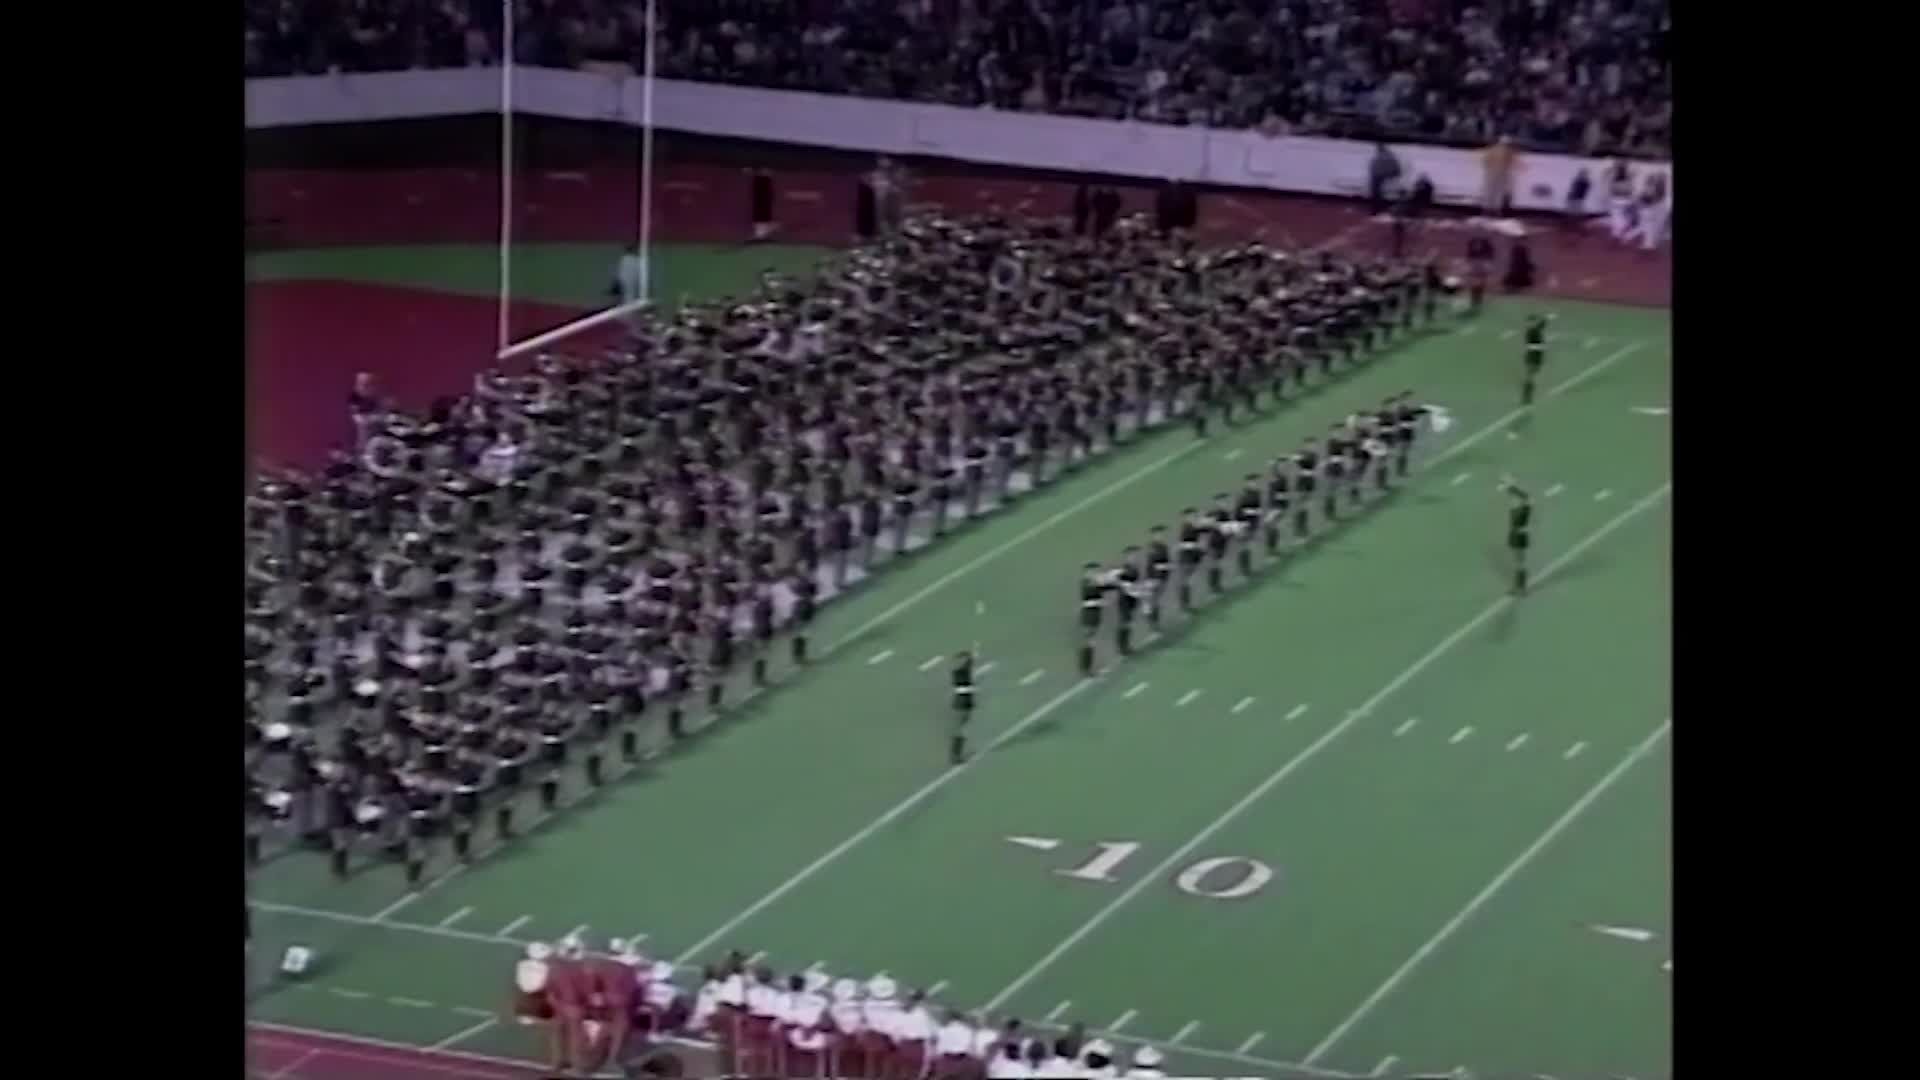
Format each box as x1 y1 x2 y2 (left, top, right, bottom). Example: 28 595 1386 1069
919 655 944 671
1237 1032 1267 1055
369 892 422 923
1175 689 1202 707
1303 720 1671 1065
496 915 532 937
1232 696 1257 714
1170 1020 1201 1044
1020 668 1047 686
1286 703 1310 721
1123 681 1150 699
430 1017 499 1051
437 906 473 928
265 1049 323 1080
981 484 1671 1013
867 649 895 665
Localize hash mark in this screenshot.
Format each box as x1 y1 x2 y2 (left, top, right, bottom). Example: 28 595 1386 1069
1545 483 1566 497
1232 696 1256 714
1451 472 1472 487
497 915 532 936
1285 703 1309 721
1108 1009 1138 1032
1170 1020 1200 1044
1506 733 1530 751
977 661 999 676
1594 489 1614 502
1020 668 1047 686
1123 682 1150 699
1565 741 1588 759
390 996 435 1008
1176 689 1202 707
1043 1000 1073 1022
1393 717 1420 736
438 906 472 928
1449 725 1475 744
1237 1032 1267 1054
330 988 372 1000
867 649 895 665
920 655 943 671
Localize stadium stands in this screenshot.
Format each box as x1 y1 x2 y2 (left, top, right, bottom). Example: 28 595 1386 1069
243 0 1670 157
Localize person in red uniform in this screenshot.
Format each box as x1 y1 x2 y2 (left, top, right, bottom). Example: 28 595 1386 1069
544 938 592 1074
581 942 642 1073
513 942 556 1023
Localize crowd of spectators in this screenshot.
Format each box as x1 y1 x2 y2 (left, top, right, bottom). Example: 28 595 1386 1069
245 0 1670 158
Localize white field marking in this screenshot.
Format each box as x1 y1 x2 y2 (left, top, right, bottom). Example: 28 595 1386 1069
1170 1020 1201 1044
451 1006 495 1019
1589 924 1657 943
1451 472 1472 486
1007 835 1063 851
1631 405 1671 417
565 924 590 942
1500 329 1517 340
1506 733 1530 752
1662 959 1672 972
1545 483 1566 498
1585 336 1600 349
1565 741 1588 760
671 670 1108 967
1286 703 1310 721
1372 1055 1399 1076
496 915 532 936
1305 720 1672 1064
1393 716 1420 737
1020 668 1047 686
919 655 944 671
265 1049 323 1080
1449 725 1475 744
1176 689 1203 707
437 906 473 928
1594 488 1614 502
329 988 372 1000
1123 681 1150 699
1233 696 1257 714
625 933 649 948
984 485 1672 1014
746 950 768 965
1043 1000 1073 1023
370 891 423 922
390 997 435 1009
977 660 999 676
430 1017 499 1051
1459 325 1478 336
926 979 949 996
1238 1032 1267 1055
1108 1009 1139 1032
867 649 895 665
1225 448 1245 461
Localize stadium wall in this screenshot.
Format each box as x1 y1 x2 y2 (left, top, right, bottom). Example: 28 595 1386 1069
246 70 1671 213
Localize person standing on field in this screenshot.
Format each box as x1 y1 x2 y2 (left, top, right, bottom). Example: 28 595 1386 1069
1481 136 1518 215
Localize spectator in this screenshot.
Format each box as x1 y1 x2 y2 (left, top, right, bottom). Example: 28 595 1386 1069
1481 136 1518 216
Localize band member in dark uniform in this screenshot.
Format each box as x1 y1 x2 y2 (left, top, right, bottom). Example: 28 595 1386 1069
1502 478 1533 595
1079 562 1105 675
1521 313 1548 405
1177 509 1205 612
1145 526 1172 629
749 168 776 242
1113 548 1142 656
949 648 976 765
1235 476 1264 577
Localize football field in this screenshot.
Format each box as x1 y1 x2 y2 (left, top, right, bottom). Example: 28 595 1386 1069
247 295 1671 1080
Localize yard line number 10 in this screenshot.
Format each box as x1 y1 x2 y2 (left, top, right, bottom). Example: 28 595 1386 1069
1057 841 1276 900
